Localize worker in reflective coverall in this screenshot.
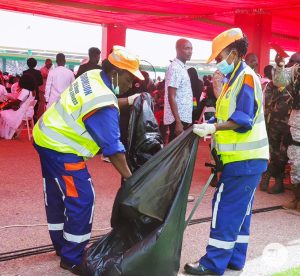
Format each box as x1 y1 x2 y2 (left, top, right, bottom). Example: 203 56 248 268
185 28 269 275
33 46 143 275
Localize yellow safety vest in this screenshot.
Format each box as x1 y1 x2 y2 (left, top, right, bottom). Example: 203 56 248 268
215 63 269 164
33 70 119 158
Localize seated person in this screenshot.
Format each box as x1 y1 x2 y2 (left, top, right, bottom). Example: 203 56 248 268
0 83 8 103
0 75 35 139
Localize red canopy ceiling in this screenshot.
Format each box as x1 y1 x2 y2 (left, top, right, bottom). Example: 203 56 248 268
0 0 299 51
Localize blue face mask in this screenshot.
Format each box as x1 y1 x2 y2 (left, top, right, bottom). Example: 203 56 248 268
112 84 120 96
216 51 235 75
112 73 120 96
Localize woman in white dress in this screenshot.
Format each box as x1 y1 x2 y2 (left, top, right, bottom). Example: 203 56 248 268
0 74 35 139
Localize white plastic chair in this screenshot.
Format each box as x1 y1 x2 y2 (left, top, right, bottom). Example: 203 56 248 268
23 99 37 140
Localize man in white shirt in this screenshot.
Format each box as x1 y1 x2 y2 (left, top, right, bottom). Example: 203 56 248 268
38 59 53 116
45 53 74 109
164 39 193 142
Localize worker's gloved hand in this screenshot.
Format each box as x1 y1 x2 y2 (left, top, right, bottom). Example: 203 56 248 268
193 123 216 137
128 94 140 105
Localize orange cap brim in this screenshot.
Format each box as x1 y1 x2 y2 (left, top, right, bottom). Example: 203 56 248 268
206 53 217 64
206 28 243 64
130 69 145 80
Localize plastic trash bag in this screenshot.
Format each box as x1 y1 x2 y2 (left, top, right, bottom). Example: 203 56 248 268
127 92 164 171
83 128 199 276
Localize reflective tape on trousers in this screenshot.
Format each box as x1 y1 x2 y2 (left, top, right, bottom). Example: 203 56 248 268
48 223 64 231
236 235 249 243
63 231 91 243
39 120 93 158
208 238 235 250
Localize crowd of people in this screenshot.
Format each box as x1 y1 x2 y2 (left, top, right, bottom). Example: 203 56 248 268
0 28 299 275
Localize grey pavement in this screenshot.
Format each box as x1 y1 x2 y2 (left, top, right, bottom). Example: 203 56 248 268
0 134 299 276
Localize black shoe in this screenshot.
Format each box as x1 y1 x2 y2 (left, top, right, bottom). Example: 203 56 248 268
184 261 216 275
60 260 83 275
227 263 243 271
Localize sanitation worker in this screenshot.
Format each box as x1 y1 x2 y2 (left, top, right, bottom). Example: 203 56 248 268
185 28 269 275
33 46 143 275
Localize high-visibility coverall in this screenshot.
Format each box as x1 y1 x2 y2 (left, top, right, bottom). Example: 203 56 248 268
199 62 269 275
33 70 125 266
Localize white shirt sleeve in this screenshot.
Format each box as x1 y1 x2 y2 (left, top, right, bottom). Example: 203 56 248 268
45 70 53 102
17 89 30 102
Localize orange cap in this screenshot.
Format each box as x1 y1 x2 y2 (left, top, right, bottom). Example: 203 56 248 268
108 46 144 80
207 28 243 63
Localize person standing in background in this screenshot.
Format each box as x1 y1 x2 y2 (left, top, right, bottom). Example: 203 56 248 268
76 47 101 78
187 67 203 123
45 53 74 109
38 58 53 116
245 53 259 74
23 57 43 121
273 52 300 211
163 38 193 143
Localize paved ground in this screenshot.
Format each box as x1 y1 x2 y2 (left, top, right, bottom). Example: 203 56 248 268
0 133 300 276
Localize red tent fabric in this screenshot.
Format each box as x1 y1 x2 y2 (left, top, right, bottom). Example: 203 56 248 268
0 0 299 51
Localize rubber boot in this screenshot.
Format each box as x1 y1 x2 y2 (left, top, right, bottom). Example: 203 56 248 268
268 177 284 194
260 171 271 191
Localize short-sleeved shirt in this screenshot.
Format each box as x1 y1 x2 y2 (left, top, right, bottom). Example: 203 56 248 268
163 58 193 125
17 89 32 107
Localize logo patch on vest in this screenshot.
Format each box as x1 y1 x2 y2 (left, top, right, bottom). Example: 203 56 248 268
69 85 78 105
80 74 93 96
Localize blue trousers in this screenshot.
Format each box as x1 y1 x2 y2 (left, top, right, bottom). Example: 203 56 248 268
199 171 261 275
35 145 95 265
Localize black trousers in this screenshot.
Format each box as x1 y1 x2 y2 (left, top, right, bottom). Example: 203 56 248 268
167 121 191 143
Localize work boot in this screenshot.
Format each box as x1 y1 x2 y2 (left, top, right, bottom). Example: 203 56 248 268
60 260 83 275
184 261 216 275
268 177 284 194
260 171 271 191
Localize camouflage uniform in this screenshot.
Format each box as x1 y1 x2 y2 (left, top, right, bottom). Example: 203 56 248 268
288 109 300 185
273 63 300 210
264 82 293 179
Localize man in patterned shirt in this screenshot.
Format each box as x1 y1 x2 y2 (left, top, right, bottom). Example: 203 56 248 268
163 39 193 143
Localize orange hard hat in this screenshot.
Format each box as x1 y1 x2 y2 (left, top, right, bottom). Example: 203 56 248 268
207 28 243 64
108 46 144 80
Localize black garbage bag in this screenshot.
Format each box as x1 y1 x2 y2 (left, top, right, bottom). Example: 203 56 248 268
127 92 164 171
83 128 199 276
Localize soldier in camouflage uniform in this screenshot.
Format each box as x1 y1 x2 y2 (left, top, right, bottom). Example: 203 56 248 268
260 81 293 193
272 52 300 211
